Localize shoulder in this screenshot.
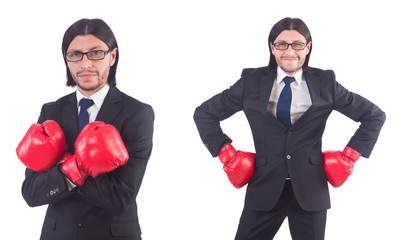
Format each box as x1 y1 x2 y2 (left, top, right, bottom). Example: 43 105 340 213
112 87 154 118
241 66 271 77
111 88 154 139
41 92 75 111
238 66 275 87
37 92 76 124
305 67 336 79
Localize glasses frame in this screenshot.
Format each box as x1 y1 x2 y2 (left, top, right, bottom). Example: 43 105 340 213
272 42 308 50
65 49 112 62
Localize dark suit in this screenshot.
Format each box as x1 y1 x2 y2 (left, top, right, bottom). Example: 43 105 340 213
22 86 154 240
193 66 385 237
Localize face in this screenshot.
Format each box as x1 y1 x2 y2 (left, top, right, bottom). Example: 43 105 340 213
270 30 311 75
66 34 117 97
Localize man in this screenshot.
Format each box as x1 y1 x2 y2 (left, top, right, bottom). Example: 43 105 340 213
18 18 154 240
193 17 385 239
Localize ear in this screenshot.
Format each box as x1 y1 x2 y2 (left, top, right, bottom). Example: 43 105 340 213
270 42 276 55
109 47 118 66
305 41 312 55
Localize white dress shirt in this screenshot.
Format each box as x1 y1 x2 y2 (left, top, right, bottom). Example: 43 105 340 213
267 67 312 125
64 85 110 190
76 84 110 123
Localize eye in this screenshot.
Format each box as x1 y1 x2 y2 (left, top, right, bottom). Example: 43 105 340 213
89 50 105 58
275 42 288 48
292 42 306 49
67 51 82 57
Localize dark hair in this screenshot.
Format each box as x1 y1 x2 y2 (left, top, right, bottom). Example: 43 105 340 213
268 17 312 70
62 18 119 87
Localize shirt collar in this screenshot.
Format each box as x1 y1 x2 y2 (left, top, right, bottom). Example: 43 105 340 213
76 84 110 109
276 67 304 86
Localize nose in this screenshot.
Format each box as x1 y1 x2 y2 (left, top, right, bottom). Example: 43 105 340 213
80 54 92 69
285 44 296 52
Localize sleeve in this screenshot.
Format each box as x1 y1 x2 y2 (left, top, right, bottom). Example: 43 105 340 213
331 70 386 158
22 166 74 207
77 105 154 215
21 104 75 207
193 69 246 157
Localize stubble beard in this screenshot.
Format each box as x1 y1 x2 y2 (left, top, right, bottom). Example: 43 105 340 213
279 56 306 75
73 68 110 92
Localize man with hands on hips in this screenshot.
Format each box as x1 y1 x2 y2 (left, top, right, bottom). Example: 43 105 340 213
193 17 385 239
17 18 154 240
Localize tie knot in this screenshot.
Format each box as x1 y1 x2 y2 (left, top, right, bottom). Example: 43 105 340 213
283 76 295 85
79 98 94 110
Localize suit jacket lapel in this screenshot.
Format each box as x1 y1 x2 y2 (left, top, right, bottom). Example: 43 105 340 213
304 68 321 106
258 68 287 129
96 86 122 124
63 93 79 152
259 68 276 112
291 68 321 130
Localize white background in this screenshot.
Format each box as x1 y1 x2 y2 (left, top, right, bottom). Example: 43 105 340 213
1 0 404 239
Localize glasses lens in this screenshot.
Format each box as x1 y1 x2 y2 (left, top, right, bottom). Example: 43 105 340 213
292 43 306 50
87 50 107 60
66 52 83 62
274 43 288 50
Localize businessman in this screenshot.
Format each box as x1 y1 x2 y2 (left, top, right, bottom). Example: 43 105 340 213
193 17 385 239
18 18 154 240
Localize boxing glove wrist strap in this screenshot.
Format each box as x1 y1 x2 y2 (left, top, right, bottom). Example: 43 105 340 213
218 143 237 164
343 146 361 161
61 155 83 184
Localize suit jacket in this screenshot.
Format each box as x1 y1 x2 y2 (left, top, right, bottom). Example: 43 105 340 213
22 86 154 240
194 66 385 212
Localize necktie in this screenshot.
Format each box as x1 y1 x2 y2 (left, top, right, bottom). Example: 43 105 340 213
277 76 295 129
78 98 94 132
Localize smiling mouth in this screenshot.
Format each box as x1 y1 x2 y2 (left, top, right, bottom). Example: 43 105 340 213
79 74 95 77
282 57 298 61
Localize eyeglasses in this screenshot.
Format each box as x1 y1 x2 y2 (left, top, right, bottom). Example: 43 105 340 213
272 42 308 50
65 49 111 62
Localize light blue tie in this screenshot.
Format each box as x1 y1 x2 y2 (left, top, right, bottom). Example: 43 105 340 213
78 98 94 132
277 76 295 129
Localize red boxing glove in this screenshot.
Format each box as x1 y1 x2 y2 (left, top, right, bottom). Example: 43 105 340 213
62 122 129 185
218 143 255 189
60 153 89 185
16 120 67 172
323 146 362 188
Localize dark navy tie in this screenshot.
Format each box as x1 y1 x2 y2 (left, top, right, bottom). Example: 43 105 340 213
277 76 295 129
78 98 94 132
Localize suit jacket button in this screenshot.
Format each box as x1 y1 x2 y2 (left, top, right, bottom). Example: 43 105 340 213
286 155 291 160
78 224 85 230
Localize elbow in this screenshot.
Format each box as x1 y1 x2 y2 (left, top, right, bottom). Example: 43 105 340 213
193 107 200 122
380 110 386 124
21 185 39 208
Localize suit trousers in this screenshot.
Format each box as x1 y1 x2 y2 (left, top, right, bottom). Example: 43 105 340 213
235 180 327 240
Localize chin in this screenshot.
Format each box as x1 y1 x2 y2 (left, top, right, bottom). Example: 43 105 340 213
282 67 300 74
77 83 101 92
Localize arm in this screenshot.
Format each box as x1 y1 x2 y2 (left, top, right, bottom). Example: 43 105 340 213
193 70 246 156
193 70 255 188
323 71 386 187
21 106 75 207
332 72 386 158
22 162 75 207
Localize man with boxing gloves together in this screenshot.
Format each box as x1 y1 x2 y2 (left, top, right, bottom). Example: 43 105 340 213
17 18 154 240
193 17 385 239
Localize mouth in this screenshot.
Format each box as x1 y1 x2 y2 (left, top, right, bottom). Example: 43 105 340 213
282 57 298 62
77 72 97 80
